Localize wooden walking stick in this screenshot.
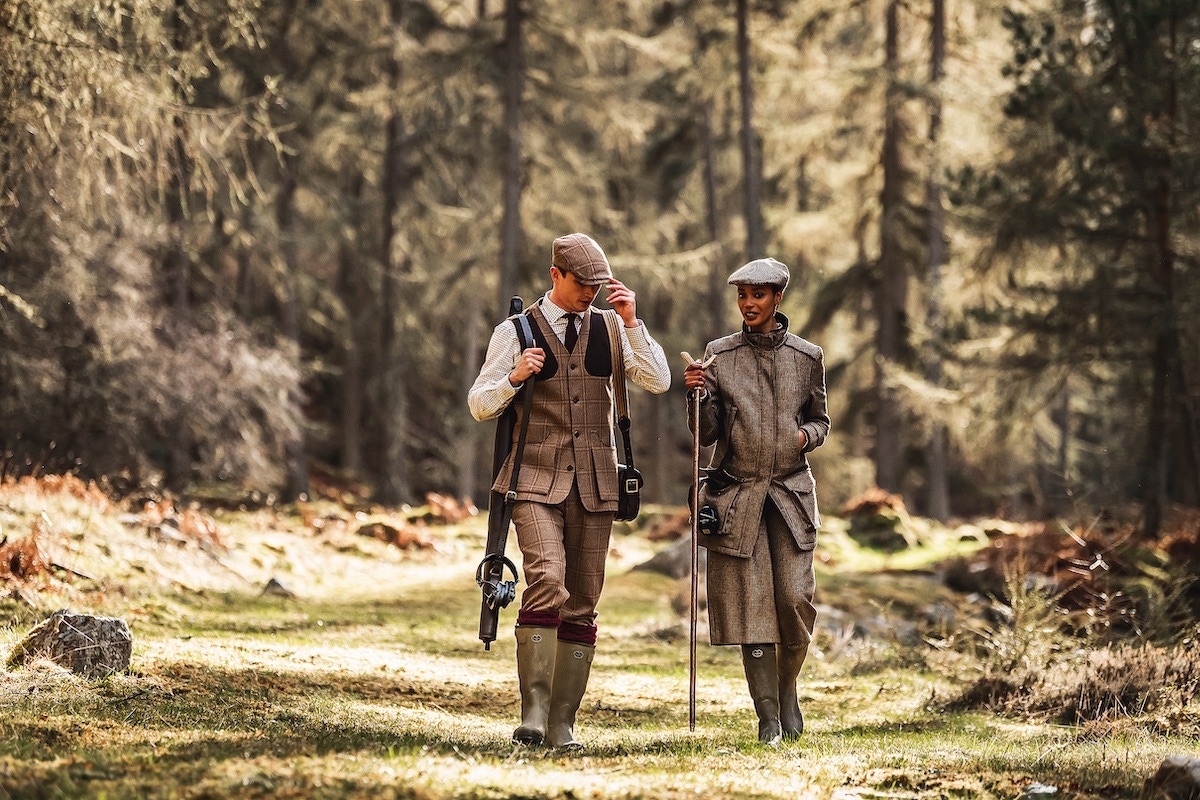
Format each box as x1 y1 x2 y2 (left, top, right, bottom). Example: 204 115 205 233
681 351 715 732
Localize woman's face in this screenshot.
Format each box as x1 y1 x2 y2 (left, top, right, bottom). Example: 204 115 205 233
737 284 782 333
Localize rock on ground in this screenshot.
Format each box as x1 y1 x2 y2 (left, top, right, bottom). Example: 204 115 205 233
1142 755 1200 800
6 609 133 678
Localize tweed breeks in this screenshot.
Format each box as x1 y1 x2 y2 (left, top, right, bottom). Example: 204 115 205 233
512 483 615 629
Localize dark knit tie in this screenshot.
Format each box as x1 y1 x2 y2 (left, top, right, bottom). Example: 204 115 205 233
564 313 579 352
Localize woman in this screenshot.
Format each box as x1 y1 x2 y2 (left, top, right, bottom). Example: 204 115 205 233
683 257 830 744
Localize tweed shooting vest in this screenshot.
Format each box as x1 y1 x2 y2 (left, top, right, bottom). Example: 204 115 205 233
491 304 620 513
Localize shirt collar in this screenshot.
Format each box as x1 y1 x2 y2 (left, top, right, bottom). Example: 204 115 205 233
539 292 582 326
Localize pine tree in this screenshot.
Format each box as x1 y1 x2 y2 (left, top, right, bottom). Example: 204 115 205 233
0 0 300 490
953 0 1200 531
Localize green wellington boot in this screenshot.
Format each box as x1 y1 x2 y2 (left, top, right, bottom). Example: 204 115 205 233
741 644 782 745
546 641 595 750
778 643 808 740
512 626 557 745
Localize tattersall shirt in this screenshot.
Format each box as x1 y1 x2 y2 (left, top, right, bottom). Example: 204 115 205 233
468 293 671 421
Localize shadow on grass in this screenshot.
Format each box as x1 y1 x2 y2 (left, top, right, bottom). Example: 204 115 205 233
0 659 1150 800
2 654 722 764
828 716 953 738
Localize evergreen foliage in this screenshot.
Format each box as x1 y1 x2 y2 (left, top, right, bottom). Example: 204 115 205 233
0 0 1195 529
950 0 1200 528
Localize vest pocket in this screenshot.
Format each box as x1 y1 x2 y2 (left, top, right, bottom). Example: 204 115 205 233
521 442 559 496
590 444 620 502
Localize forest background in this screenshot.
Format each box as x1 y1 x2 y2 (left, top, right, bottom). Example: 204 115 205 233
1 0 1198 536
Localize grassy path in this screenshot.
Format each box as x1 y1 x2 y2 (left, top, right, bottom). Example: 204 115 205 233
0 489 1194 798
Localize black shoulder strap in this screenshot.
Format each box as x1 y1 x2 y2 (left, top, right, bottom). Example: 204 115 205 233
511 311 534 352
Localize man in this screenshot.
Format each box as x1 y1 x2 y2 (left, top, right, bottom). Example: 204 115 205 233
683 257 829 744
468 232 671 749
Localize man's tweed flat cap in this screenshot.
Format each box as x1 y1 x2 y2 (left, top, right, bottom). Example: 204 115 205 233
727 257 790 291
552 233 613 285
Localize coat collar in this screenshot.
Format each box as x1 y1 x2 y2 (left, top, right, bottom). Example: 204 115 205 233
741 311 789 350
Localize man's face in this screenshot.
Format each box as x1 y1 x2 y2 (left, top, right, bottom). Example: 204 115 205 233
549 267 601 312
737 284 782 332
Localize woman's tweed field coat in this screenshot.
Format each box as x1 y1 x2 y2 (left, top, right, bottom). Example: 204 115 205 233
694 313 831 560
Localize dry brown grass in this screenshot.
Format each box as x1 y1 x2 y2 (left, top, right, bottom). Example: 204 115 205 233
0 526 53 582
949 642 1200 731
1 478 1197 799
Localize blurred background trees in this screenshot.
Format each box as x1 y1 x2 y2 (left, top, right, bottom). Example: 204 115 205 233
1 0 1196 531
951 0 1200 533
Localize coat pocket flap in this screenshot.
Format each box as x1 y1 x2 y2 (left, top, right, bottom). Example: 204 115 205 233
698 482 742 537
780 468 815 495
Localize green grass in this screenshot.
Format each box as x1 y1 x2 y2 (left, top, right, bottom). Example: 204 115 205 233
0 481 1196 799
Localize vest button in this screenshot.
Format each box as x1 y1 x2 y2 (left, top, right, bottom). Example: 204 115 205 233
566 465 574 472
574 431 580 437
572 397 580 403
570 363 577 370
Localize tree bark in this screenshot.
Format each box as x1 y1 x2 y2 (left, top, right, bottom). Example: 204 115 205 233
459 286 485 504
1055 385 1071 517
874 0 906 494
702 99 724 342
923 0 949 520
235 199 257 319
164 0 192 492
338 171 366 475
275 166 310 501
736 0 764 261
1163 10 1199 512
276 171 301 346
1142 9 1198 533
497 0 524 311
378 0 410 504
1144 198 1171 536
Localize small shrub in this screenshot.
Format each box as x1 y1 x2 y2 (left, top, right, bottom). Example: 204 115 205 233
946 639 1200 732
967 558 1071 674
1029 643 1200 726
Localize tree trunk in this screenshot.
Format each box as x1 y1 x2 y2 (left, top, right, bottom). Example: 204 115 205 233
702 99 724 342
1142 9 1194 534
1162 11 1199 512
497 0 524 311
874 0 906 494
338 171 366 475
235 199 257 319
923 0 949 520
275 167 310 501
276 171 301 346
378 0 410 504
1055 385 1071 517
164 0 192 492
1144 234 1171 537
1144 206 1176 531
459 287 485 504
649 393 668 504
736 0 764 261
